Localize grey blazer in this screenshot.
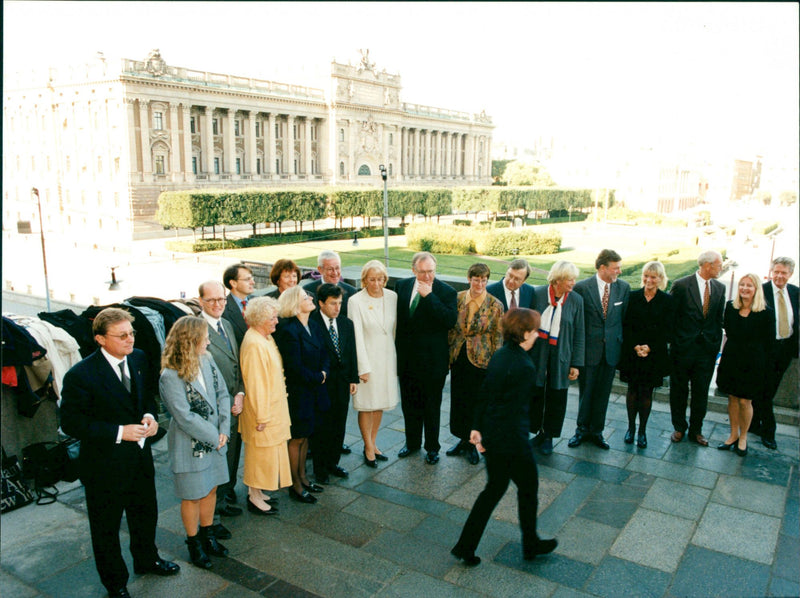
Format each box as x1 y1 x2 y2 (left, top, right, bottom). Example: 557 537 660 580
530 285 586 389
206 318 244 399
160 354 230 474
573 275 630 367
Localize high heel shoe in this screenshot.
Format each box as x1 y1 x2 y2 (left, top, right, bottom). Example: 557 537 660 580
624 429 635 444
374 452 389 462
733 443 748 457
363 450 378 468
717 438 738 451
288 488 317 504
247 499 278 516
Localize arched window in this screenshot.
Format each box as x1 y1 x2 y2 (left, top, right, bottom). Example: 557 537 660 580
358 164 371 176
339 128 345 142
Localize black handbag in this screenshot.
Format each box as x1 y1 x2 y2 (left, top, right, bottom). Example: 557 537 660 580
1 448 35 512
22 437 80 504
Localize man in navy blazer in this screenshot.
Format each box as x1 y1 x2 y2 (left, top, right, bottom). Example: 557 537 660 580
302 250 358 317
487 259 535 311
753 257 799 449
569 250 630 450
222 263 255 347
310 284 359 482
395 252 458 464
61 308 179 598
668 250 725 446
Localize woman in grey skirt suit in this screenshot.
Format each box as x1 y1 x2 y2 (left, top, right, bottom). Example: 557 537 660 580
160 316 231 570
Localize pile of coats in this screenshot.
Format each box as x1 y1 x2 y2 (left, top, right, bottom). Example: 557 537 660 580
2 296 203 457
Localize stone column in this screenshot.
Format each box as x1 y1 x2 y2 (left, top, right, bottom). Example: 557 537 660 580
125 98 140 180
266 113 275 175
423 130 430 177
169 103 180 179
247 110 257 174
442 132 449 177
466 134 475 179
203 106 214 174
414 129 421 177
318 116 328 180
485 136 492 182
286 114 295 178
223 109 235 173
138 99 152 177
304 117 313 176
434 131 442 177
181 104 193 181
455 133 463 177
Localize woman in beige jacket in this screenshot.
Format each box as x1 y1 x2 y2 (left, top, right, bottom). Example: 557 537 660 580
239 297 292 515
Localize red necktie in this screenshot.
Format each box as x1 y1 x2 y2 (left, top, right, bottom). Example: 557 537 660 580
510 290 517 309
601 283 609 319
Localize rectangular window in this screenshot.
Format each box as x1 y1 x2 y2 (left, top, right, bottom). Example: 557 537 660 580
389 133 393 145
114 157 120 174
293 124 297 138
257 158 262 174
190 116 196 134
214 157 220 174
275 122 281 138
234 120 241 137
293 159 298 175
154 155 165 175
311 125 317 141
275 158 280 173
212 119 219 135
255 122 261 137
192 156 197 174
154 111 163 130
235 158 241 174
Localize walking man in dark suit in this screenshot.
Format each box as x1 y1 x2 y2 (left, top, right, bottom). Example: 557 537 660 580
199 281 245 530
61 308 179 598
569 249 630 450
487 258 535 311
310 284 359 482
753 257 799 449
222 264 255 347
395 251 458 464
303 250 358 317
669 250 725 446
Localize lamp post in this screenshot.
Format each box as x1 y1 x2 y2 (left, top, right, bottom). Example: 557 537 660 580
379 164 389 266
31 187 52 312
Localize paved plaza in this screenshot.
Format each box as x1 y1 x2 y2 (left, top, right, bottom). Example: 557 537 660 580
2 380 798 598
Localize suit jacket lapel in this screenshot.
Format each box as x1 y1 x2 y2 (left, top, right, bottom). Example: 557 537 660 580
190 358 213 400
95 352 139 417
585 280 603 315
208 322 235 361
689 279 703 313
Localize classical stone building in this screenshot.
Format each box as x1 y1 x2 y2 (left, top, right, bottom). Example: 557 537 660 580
3 50 493 240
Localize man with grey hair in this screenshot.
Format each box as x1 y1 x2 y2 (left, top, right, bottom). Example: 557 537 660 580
753 257 798 449
487 258 535 311
395 251 458 464
303 250 357 317
669 250 725 446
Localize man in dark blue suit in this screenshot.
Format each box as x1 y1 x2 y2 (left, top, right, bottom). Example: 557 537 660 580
754 257 799 449
395 252 458 464
61 308 179 598
569 249 630 450
310 284 359 482
222 263 255 348
487 259 535 311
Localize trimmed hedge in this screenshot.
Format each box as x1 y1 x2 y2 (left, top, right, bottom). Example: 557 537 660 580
405 223 561 256
751 221 778 235
475 229 561 256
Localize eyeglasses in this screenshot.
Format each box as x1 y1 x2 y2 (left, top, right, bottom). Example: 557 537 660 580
105 330 136 340
237 276 254 282
201 298 226 304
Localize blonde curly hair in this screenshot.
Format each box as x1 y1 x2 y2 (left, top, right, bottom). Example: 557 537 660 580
161 316 208 381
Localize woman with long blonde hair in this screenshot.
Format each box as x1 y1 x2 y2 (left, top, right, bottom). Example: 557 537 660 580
160 316 231 569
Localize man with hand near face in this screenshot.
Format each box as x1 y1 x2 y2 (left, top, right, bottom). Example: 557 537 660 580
395 252 458 464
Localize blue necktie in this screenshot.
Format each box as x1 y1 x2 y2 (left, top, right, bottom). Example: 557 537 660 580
329 318 341 358
217 321 232 351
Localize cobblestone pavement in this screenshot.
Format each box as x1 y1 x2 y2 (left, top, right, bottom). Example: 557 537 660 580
2 381 798 598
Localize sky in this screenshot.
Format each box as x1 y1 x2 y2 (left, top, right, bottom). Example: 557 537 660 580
4 1 799 162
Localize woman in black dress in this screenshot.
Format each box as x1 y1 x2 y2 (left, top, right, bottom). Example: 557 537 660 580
716 273 775 456
618 261 673 448
451 308 558 566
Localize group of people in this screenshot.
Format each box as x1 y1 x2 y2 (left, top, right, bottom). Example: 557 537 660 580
59 246 798 594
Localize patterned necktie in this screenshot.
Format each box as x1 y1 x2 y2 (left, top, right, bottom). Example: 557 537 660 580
119 361 131 393
778 289 790 338
329 318 341 358
410 292 420 316
217 320 232 351
241 299 247 317
510 290 517 309
601 282 609 319
702 281 710 318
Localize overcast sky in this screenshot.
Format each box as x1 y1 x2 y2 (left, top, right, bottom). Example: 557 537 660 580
4 1 798 161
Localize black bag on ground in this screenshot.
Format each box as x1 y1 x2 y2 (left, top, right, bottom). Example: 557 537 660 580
2 448 35 512
22 437 80 504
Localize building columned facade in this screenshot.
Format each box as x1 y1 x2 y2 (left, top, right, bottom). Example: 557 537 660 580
3 50 493 240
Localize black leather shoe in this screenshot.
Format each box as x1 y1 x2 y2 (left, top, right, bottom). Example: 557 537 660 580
425 451 440 464
717 438 737 451
340 444 352 455
289 488 317 504
451 545 481 566
200 525 228 557
247 499 278 515
331 465 349 478
624 429 635 444
210 523 232 540
303 482 324 493
445 440 465 456
734 444 748 457
636 433 647 449
398 446 419 458
108 586 132 598
316 474 330 484
467 446 480 465
762 438 778 450
567 433 583 448
374 452 389 462
217 503 243 517
363 451 378 468
134 558 180 576
539 437 553 456
225 488 237 503
591 434 610 450
531 432 546 447
523 538 558 560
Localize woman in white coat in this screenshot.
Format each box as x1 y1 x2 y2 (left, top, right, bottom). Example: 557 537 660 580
348 260 400 467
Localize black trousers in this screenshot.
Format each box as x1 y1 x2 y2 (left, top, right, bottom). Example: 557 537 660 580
576 359 617 436
84 463 158 593
449 347 486 441
453 449 539 554
670 346 716 435
311 380 350 477
754 340 795 440
217 413 242 506
400 372 446 452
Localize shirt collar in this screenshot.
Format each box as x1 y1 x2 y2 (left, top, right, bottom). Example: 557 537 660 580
201 310 221 327
101 347 126 374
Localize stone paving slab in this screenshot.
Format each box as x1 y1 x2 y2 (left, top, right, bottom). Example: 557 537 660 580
692 503 782 564
584 556 671 598
641 478 711 521
445 560 557 597
670 545 771 598
711 474 787 517
609 508 695 573
554 517 620 565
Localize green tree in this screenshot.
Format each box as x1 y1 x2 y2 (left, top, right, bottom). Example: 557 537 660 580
502 160 556 187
